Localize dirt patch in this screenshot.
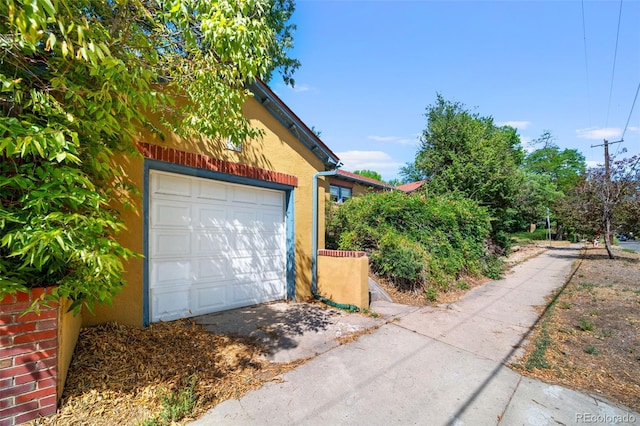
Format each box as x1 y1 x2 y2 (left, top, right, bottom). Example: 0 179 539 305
511 247 640 412
36 320 301 425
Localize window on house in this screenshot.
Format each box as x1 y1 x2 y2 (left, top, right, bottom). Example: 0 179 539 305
226 136 242 152
330 185 352 203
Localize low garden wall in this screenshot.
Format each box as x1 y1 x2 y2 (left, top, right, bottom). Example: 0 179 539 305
317 250 369 310
0 287 81 426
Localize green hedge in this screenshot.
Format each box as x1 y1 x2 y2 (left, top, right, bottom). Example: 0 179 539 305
327 191 497 293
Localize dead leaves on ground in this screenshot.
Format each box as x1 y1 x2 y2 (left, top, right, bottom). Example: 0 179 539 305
40 320 298 425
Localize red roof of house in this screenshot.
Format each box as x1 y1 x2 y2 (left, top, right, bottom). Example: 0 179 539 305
335 170 394 190
395 180 426 193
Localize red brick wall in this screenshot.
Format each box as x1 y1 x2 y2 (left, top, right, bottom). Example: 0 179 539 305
0 287 58 426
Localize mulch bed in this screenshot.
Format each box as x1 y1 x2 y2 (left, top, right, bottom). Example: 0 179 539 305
37 320 300 425
511 247 640 412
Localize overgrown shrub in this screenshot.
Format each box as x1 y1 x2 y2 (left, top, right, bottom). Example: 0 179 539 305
369 233 425 292
327 191 498 293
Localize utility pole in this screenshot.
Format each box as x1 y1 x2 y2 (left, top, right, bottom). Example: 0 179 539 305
590 139 623 252
591 139 624 178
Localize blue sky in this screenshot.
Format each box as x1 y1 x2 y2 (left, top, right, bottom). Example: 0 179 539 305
271 0 640 181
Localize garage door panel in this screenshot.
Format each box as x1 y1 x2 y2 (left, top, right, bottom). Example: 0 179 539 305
192 284 228 313
234 269 286 285
153 173 192 198
151 260 191 286
153 202 192 228
151 232 191 257
232 186 258 204
230 255 285 276
261 191 285 207
194 258 229 281
231 280 282 305
195 231 230 253
151 286 191 321
197 181 228 201
149 170 286 323
230 209 258 231
197 206 228 229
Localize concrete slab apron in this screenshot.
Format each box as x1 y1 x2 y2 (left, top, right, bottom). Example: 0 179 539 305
397 248 580 363
194 302 383 363
191 323 522 425
193 247 640 425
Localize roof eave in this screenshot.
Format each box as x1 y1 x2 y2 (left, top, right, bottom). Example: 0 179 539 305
248 80 340 170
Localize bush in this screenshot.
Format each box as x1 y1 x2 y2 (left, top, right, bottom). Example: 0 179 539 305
369 233 425 292
327 191 497 294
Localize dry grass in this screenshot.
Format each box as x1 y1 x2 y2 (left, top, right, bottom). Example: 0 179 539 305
35 320 301 425
511 247 640 412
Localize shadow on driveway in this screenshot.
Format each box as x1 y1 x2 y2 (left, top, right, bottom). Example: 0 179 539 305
194 302 383 363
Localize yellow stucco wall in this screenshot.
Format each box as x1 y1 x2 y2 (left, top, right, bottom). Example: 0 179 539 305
317 254 369 310
84 96 329 327
350 182 377 197
57 299 82 399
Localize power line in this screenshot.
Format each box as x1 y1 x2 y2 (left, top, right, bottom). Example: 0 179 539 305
621 81 640 141
581 0 592 127
606 0 624 127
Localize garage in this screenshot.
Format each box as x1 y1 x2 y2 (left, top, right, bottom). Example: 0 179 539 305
148 170 287 322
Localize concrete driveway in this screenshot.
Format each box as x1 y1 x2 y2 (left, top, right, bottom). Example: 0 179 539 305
193 301 388 363
190 245 639 425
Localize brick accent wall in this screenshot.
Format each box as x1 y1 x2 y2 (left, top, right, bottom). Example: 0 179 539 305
317 249 367 258
0 287 58 426
137 142 299 187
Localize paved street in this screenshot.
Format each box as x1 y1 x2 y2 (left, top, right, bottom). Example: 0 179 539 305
619 240 640 253
191 246 639 425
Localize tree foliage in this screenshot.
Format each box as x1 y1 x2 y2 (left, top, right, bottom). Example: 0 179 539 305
517 131 586 237
0 0 298 311
569 156 640 258
409 95 525 239
353 169 382 182
523 131 586 194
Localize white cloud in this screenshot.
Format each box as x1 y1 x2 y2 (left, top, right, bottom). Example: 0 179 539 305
520 136 536 153
628 126 640 132
367 134 420 146
585 160 603 169
336 150 403 177
576 127 621 140
497 120 532 129
291 84 311 93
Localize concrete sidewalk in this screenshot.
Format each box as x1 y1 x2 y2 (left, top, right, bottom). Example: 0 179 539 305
191 246 639 425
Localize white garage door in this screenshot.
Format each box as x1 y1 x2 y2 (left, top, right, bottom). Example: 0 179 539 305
149 170 286 322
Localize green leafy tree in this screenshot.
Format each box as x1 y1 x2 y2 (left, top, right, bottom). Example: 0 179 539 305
520 131 586 237
353 169 383 182
412 95 525 237
398 162 426 184
0 0 298 311
524 131 586 193
571 156 640 258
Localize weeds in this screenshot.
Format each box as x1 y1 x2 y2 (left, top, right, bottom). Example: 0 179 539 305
425 288 438 302
525 322 551 370
584 346 600 355
579 318 595 331
362 308 379 318
143 374 199 426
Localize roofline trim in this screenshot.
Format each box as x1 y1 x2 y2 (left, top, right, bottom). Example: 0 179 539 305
249 80 340 169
